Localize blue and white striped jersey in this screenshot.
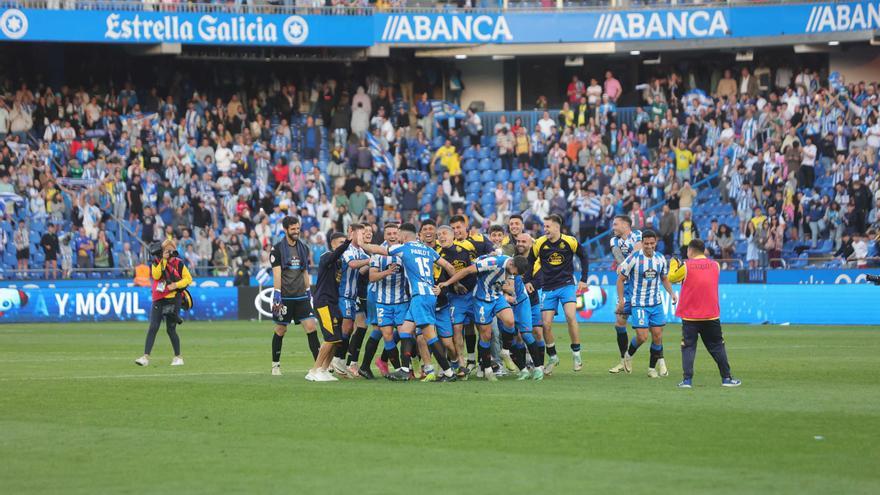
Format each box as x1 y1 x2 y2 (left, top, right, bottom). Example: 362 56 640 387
472 255 511 301
610 230 642 264
389 241 440 297
370 251 410 305
618 250 669 307
339 244 367 300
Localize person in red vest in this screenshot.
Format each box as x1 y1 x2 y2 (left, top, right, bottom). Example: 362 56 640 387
135 240 193 367
668 239 742 388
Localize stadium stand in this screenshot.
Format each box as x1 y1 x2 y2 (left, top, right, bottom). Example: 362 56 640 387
0 42 878 279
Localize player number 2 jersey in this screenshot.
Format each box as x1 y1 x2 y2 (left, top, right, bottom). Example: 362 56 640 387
370 252 409 305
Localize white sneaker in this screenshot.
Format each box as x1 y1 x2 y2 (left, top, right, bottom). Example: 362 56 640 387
347 363 361 378
476 367 484 378
647 368 659 378
316 369 339 382
331 358 354 378
496 367 509 377
623 354 633 374
272 362 282 376
545 354 560 375
609 359 626 374
171 357 184 366
484 368 498 382
573 352 583 372
134 356 149 367
657 358 668 377
305 369 317 381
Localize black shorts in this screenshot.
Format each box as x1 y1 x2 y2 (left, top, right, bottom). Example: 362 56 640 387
314 303 343 343
356 297 368 314
273 297 315 326
16 248 29 261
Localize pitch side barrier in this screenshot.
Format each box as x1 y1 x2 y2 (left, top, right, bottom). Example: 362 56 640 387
2 267 878 324
0 1 877 47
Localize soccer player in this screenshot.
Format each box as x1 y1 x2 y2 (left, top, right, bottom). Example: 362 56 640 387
514 233 546 380
615 230 677 378
332 223 369 378
360 223 406 379
608 215 642 374
367 223 459 382
668 239 742 388
449 215 494 372
500 214 525 257
435 225 468 373
344 225 374 375
306 232 353 382
439 253 532 381
526 214 590 373
269 216 320 376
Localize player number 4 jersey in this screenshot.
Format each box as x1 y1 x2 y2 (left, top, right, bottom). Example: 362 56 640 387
473 255 511 301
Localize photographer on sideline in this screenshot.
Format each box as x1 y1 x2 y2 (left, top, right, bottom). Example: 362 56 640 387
135 240 192 367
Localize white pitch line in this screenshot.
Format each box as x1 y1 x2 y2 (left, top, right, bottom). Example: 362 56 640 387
0 370 272 381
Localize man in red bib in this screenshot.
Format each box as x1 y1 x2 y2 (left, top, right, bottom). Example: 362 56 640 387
668 239 741 388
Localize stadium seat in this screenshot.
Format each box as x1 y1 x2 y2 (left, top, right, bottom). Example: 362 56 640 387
478 158 493 171
477 147 490 160
511 169 524 182
463 158 478 172
480 170 494 182
466 171 480 184
494 169 509 182
462 147 476 160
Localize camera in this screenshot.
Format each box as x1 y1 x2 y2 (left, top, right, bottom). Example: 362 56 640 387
149 241 164 259
866 274 880 286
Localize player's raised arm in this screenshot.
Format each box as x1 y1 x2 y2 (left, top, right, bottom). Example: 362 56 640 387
438 263 477 288
361 242 389 257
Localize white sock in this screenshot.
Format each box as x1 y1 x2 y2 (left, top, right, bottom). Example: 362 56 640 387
443 368 453 377
272 361 280 367
573 350 581 357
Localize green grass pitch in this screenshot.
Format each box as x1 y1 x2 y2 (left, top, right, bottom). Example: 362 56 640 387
1 321 878 494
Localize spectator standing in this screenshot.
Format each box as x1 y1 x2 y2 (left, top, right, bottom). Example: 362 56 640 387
604 71 622 102
678 210 699 258
41 223 60 279
13 221 29 277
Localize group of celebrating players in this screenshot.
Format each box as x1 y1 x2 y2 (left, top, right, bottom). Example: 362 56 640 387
268 209 687 384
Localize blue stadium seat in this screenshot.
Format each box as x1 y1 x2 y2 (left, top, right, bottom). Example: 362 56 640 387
467 181 481 194
494 169 509 182
432 136 445 149
462 147 476 160
478 159 493 171
463 158 478 172
482 181 496 193
511 169 524 182
477 147 490 160
466 170 480 183
480 170 494 182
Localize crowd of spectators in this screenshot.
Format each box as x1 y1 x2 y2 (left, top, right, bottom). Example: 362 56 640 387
543 67 880 268
0 57 878 280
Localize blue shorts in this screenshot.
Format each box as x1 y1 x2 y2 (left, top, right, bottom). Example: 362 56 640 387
367 292 379 326
618 284 633 316
340 297 358 320
531 298 542 327
513 298 532 335
448 293 474 325
435 305 453 338
377 301 407 328
474 297 511 325
629 305 666 329
541 284 576 312
404 294 437 328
